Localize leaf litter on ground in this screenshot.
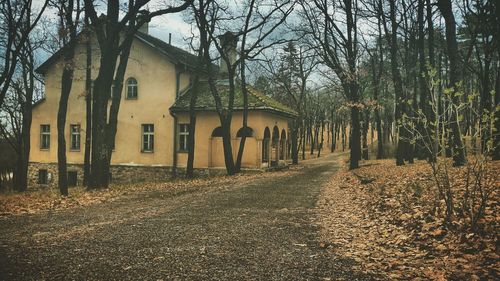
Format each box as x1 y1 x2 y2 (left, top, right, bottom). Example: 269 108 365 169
316 155 499 280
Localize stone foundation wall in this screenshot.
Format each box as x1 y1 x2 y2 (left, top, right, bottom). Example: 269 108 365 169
27 162 237 189
109 165 173 184
28 162 83 189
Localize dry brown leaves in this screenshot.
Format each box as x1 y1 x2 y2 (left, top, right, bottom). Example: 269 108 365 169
0 169 293 216
316 155 499 280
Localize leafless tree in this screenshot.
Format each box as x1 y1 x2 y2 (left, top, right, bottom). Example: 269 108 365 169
298 0 363 169
84 0 192 188
0 37 42 191
192 0 294 175
53 0 83 196
0 0 48 109
260 42 317 164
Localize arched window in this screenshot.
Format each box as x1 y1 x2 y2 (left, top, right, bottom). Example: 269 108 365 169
211 127 223 137
126 77 138 99
236 127 254 137
263 127 271 139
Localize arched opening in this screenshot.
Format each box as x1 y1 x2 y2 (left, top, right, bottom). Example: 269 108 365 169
236 127 254 137
126 77 138 99
211 126 223 137
272 126 280 165
280 129 287 160
262 127 270 163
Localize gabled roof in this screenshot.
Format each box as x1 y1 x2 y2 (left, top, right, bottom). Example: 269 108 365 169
170 80 297 118
134 32 200 70
36 31 200 74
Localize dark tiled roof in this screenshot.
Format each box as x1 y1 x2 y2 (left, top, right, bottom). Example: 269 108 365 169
36 31 201 74
134 32 201 69
170 80 297 118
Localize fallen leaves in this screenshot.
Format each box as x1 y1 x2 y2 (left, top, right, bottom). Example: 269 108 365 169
0 169 295 216
316 155 499 280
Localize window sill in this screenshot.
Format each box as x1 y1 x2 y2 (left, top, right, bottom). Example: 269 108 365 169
125 97 138 100
40 148 50 151
69 149 81 152
141 150 154 153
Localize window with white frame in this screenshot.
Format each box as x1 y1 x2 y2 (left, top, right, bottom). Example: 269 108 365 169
178 124 189 152
70 124 81 150
40 124 50 149
142 124 154 152
126 77 138 99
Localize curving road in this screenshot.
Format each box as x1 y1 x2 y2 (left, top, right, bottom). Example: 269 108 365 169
0 153 373 280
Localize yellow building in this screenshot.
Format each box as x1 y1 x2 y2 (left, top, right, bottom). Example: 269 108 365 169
29 30 296 187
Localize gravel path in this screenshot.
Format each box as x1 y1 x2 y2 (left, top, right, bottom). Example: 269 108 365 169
0 154 373 280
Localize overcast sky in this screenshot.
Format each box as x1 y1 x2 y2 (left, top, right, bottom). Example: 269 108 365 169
33 0 196 51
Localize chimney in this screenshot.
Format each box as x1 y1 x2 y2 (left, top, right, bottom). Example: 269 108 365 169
218 31 238 74
139 21 149 34
168 33 172 45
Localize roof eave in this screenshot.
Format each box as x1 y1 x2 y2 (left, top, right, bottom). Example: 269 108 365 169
169 106 297 119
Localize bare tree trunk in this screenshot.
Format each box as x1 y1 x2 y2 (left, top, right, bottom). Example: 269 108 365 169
493 1 500 160
383 0 407 166
437 0 466 166
330 111 335 153
221 117 235 175
370 29 384 159
83 19 92 187
317 118 324 157
235 61 250 172
89 46 119 188
291 119 299 164
56 0 79 196
494 65 500 159
301 123 306 159
12 46 34 192
362 110 369 160
57 55 74 196
186 83 198 178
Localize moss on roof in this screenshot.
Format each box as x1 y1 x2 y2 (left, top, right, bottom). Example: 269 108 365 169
170 80 297 118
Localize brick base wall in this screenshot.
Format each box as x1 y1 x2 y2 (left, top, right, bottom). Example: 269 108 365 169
27 163 236 189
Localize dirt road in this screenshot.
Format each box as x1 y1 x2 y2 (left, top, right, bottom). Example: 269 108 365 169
0 154 373 280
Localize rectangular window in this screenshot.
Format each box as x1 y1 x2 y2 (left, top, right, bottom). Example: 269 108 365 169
142 124 154 152
178 124 189 152
70 124 81 150
40 124 50 149
38 169 48 184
